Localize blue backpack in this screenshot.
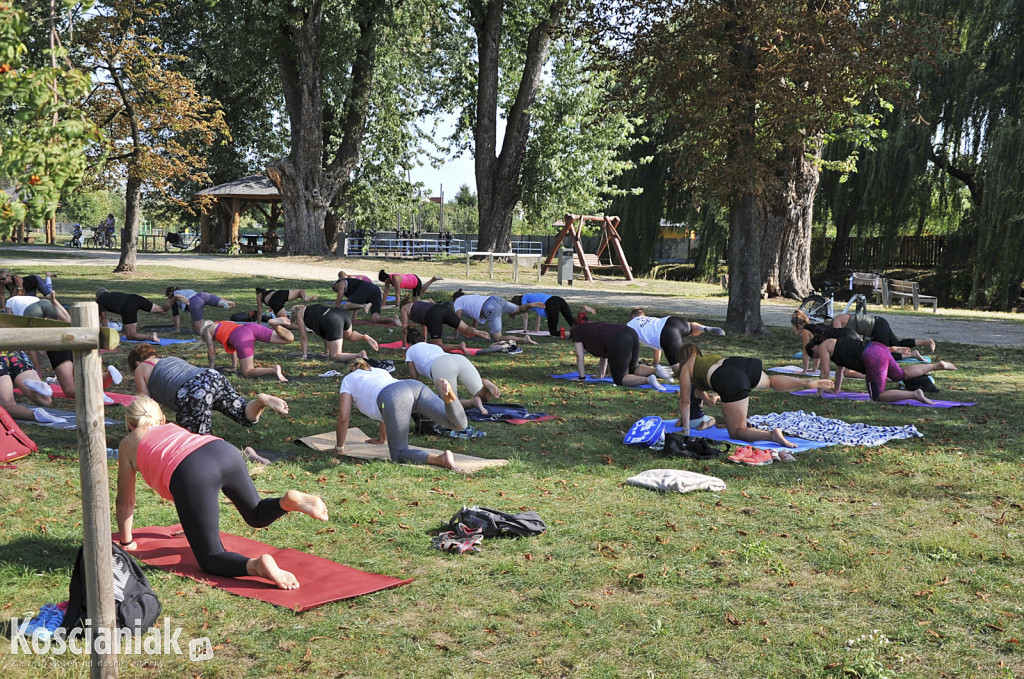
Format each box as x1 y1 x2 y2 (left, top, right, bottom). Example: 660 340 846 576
624 416 665 447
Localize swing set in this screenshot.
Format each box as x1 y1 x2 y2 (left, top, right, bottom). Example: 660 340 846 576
541 214 634 282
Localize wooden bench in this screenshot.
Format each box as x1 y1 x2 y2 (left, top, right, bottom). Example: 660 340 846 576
576 253 620 271
882 278 938 312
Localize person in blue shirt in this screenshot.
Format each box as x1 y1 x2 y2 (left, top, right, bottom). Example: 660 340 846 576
509 293 595 336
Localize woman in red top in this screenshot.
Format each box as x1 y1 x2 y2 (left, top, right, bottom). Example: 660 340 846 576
199 319 293 381
378 270 441 307
116 396 328 589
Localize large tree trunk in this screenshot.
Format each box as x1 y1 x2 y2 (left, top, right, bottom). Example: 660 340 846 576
762 138 821 299
473 0 567 252
114 176 142 273
725 193 769 335
269 1 381 256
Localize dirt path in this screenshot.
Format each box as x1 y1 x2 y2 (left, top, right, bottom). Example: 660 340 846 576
5 245 1022 347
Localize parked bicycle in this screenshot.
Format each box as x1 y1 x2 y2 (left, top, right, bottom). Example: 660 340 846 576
797 281 870 324
84 227 117 249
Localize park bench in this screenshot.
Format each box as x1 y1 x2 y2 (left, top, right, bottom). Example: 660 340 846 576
882 278 938 312
578 253 620 271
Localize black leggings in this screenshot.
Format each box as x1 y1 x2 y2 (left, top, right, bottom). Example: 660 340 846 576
424 304 461 340
316 308 352 341
543 297 575 335
658 317 693 365
345 280 383 315
260 289 290 314
167 440 285 577
869 317 915 348
607 327 641 386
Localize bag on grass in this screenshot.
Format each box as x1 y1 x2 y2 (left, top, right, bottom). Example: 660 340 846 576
900 374 939 393
58 542 161 634
441 506 546 538
662 433 729 460
0 405 37 463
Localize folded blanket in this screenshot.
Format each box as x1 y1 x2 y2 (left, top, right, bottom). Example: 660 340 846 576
746 410 922 446
464 403 556 424
626 469 726 494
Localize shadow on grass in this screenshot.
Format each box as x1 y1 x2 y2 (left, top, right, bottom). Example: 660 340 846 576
0 535 80 573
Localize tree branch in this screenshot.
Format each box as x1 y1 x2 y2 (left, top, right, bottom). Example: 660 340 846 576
929 146 981 206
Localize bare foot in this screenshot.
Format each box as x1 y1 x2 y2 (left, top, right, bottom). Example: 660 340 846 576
458 341 468 354
274 365 288 382
583 305 596 315
248 554 299 590
926 339 936 352
430 450 467 473
910 349 924 361
429 276 443 283
937 360 957 371
258 393 289 415
391 317 402 327
911 388 934 405
365 335 379 351
363 302 373 315
438 378 457 404
242 447 272 465
807 379 834 390
280 489 329 521
698 415 716 430
770 427 797 448
151 333 159 343
470 396 488 416
482 379 500 399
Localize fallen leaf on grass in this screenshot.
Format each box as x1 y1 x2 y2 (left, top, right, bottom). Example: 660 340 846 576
628 572 645 580
985 623 1005 632
397 524 412 530
914 589 933 598
725 612 743 626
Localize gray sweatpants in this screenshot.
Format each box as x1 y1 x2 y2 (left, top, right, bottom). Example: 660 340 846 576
376 380 468 464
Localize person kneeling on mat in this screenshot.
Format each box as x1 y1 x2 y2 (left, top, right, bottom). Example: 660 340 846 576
116 396 328 590
566 321 668 390
335 358 468 471
405 329 501 415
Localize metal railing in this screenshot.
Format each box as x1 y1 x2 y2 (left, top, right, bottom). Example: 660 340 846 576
344 236 544 258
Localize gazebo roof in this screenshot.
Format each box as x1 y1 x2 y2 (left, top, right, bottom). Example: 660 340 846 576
194 175 280 201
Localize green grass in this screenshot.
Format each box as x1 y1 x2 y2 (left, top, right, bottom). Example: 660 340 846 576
1 260 1022 679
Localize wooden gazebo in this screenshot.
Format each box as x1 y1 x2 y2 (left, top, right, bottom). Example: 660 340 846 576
193 175 282 253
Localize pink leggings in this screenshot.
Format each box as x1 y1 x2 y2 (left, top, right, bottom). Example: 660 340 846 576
226 323 275 360
862 341 905 400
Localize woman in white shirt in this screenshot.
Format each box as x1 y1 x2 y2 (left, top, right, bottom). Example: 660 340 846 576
404 330 500 415
626 308 725 373
335 359 468 471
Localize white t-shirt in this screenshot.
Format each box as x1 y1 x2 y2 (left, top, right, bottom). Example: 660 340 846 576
627 315 670 349
405 342 445 377
174 289 197 311
338 367 396 421
453 295 487 322
5 295 41 316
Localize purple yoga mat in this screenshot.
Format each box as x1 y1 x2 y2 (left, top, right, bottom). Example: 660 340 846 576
791 389 975 407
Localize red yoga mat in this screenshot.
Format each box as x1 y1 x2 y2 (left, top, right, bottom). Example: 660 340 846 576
14 386 135 406
121 526 413 611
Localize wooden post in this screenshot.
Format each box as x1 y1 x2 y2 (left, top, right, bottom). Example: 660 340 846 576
71 302 118 679
200 210 211 253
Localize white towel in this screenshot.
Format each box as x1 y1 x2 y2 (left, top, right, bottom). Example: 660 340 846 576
625 469 726 494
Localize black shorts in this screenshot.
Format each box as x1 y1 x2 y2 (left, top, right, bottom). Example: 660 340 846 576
424 305 461 340
106 294 154 325
47 350 73 369
658 317 693 365
607 328 641 386
346 284 383 315
407 276 423 298
261 289 290 314
317 308 352 342
709 357 763 403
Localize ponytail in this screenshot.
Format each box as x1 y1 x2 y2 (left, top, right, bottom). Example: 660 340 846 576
125 395 166 431
347 358 371 374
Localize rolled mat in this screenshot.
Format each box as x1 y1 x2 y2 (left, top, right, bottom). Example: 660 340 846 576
550 373 680 393
377 340 405 350
120 336 197 345
790 389 975 407
296 427 507 472
660 418 831 453
120 526 412 611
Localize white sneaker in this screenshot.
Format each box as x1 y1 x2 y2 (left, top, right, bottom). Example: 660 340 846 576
108 365 123 385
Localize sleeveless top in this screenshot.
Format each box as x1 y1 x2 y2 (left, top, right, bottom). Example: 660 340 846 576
408 301 434 324
213 321 241 353
136 424 218 501
692 353 724 392
395 273 418 290
148 357 205 407
831 338 868 373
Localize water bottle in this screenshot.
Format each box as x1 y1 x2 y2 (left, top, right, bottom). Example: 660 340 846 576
559 326 566 339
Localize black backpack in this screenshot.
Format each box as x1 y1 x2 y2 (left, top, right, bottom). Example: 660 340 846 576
441 506 546 538
662 433 730 460
901 374 939 393
58 543 162 634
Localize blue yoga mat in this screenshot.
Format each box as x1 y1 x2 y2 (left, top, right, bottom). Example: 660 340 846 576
660 418 832 453
120 336 197 345
551 373 679 393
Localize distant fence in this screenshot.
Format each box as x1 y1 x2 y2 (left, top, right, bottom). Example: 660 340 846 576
816 235 968 269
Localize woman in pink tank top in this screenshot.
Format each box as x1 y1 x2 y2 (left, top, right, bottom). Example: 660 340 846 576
378 269 442 308
115 396 329 589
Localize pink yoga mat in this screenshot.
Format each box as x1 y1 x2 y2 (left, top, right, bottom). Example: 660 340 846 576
122 526 413 611
791 389 975 407
15 386 135 406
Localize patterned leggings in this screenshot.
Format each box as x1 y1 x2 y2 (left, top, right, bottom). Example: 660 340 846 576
174 370 253 435
862 341 906 401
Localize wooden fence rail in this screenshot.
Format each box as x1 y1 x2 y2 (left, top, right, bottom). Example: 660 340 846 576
815 235 967 269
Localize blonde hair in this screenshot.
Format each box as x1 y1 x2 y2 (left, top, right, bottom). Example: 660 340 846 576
347 358 371 374
289 305 306 324
125 395 166 430
790 310 809 329
199 320 216 343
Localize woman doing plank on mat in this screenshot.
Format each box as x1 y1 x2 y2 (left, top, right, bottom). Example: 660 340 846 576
405 329 500 415
129 345 288 435
805 334 957 404
289 304 379 362
96 288 169 342
790 310 861 374
674 343 834 447
116 396 328 590
831 312 936 356
378 270 442 308
333 276 400 325
567 321 669 389
0 351 65 423
452 291 544 344
335 359 468 471
400 299 490 350
331 270 372 304
166 287 236 332
0 269 57 306
509 294 595 336
255 287 316 321
200 319 293 381
627 308 726 372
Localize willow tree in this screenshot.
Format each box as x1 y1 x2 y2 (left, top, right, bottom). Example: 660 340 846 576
589 0 927 334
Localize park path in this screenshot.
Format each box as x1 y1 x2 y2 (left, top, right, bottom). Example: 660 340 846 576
4 245 1022 347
